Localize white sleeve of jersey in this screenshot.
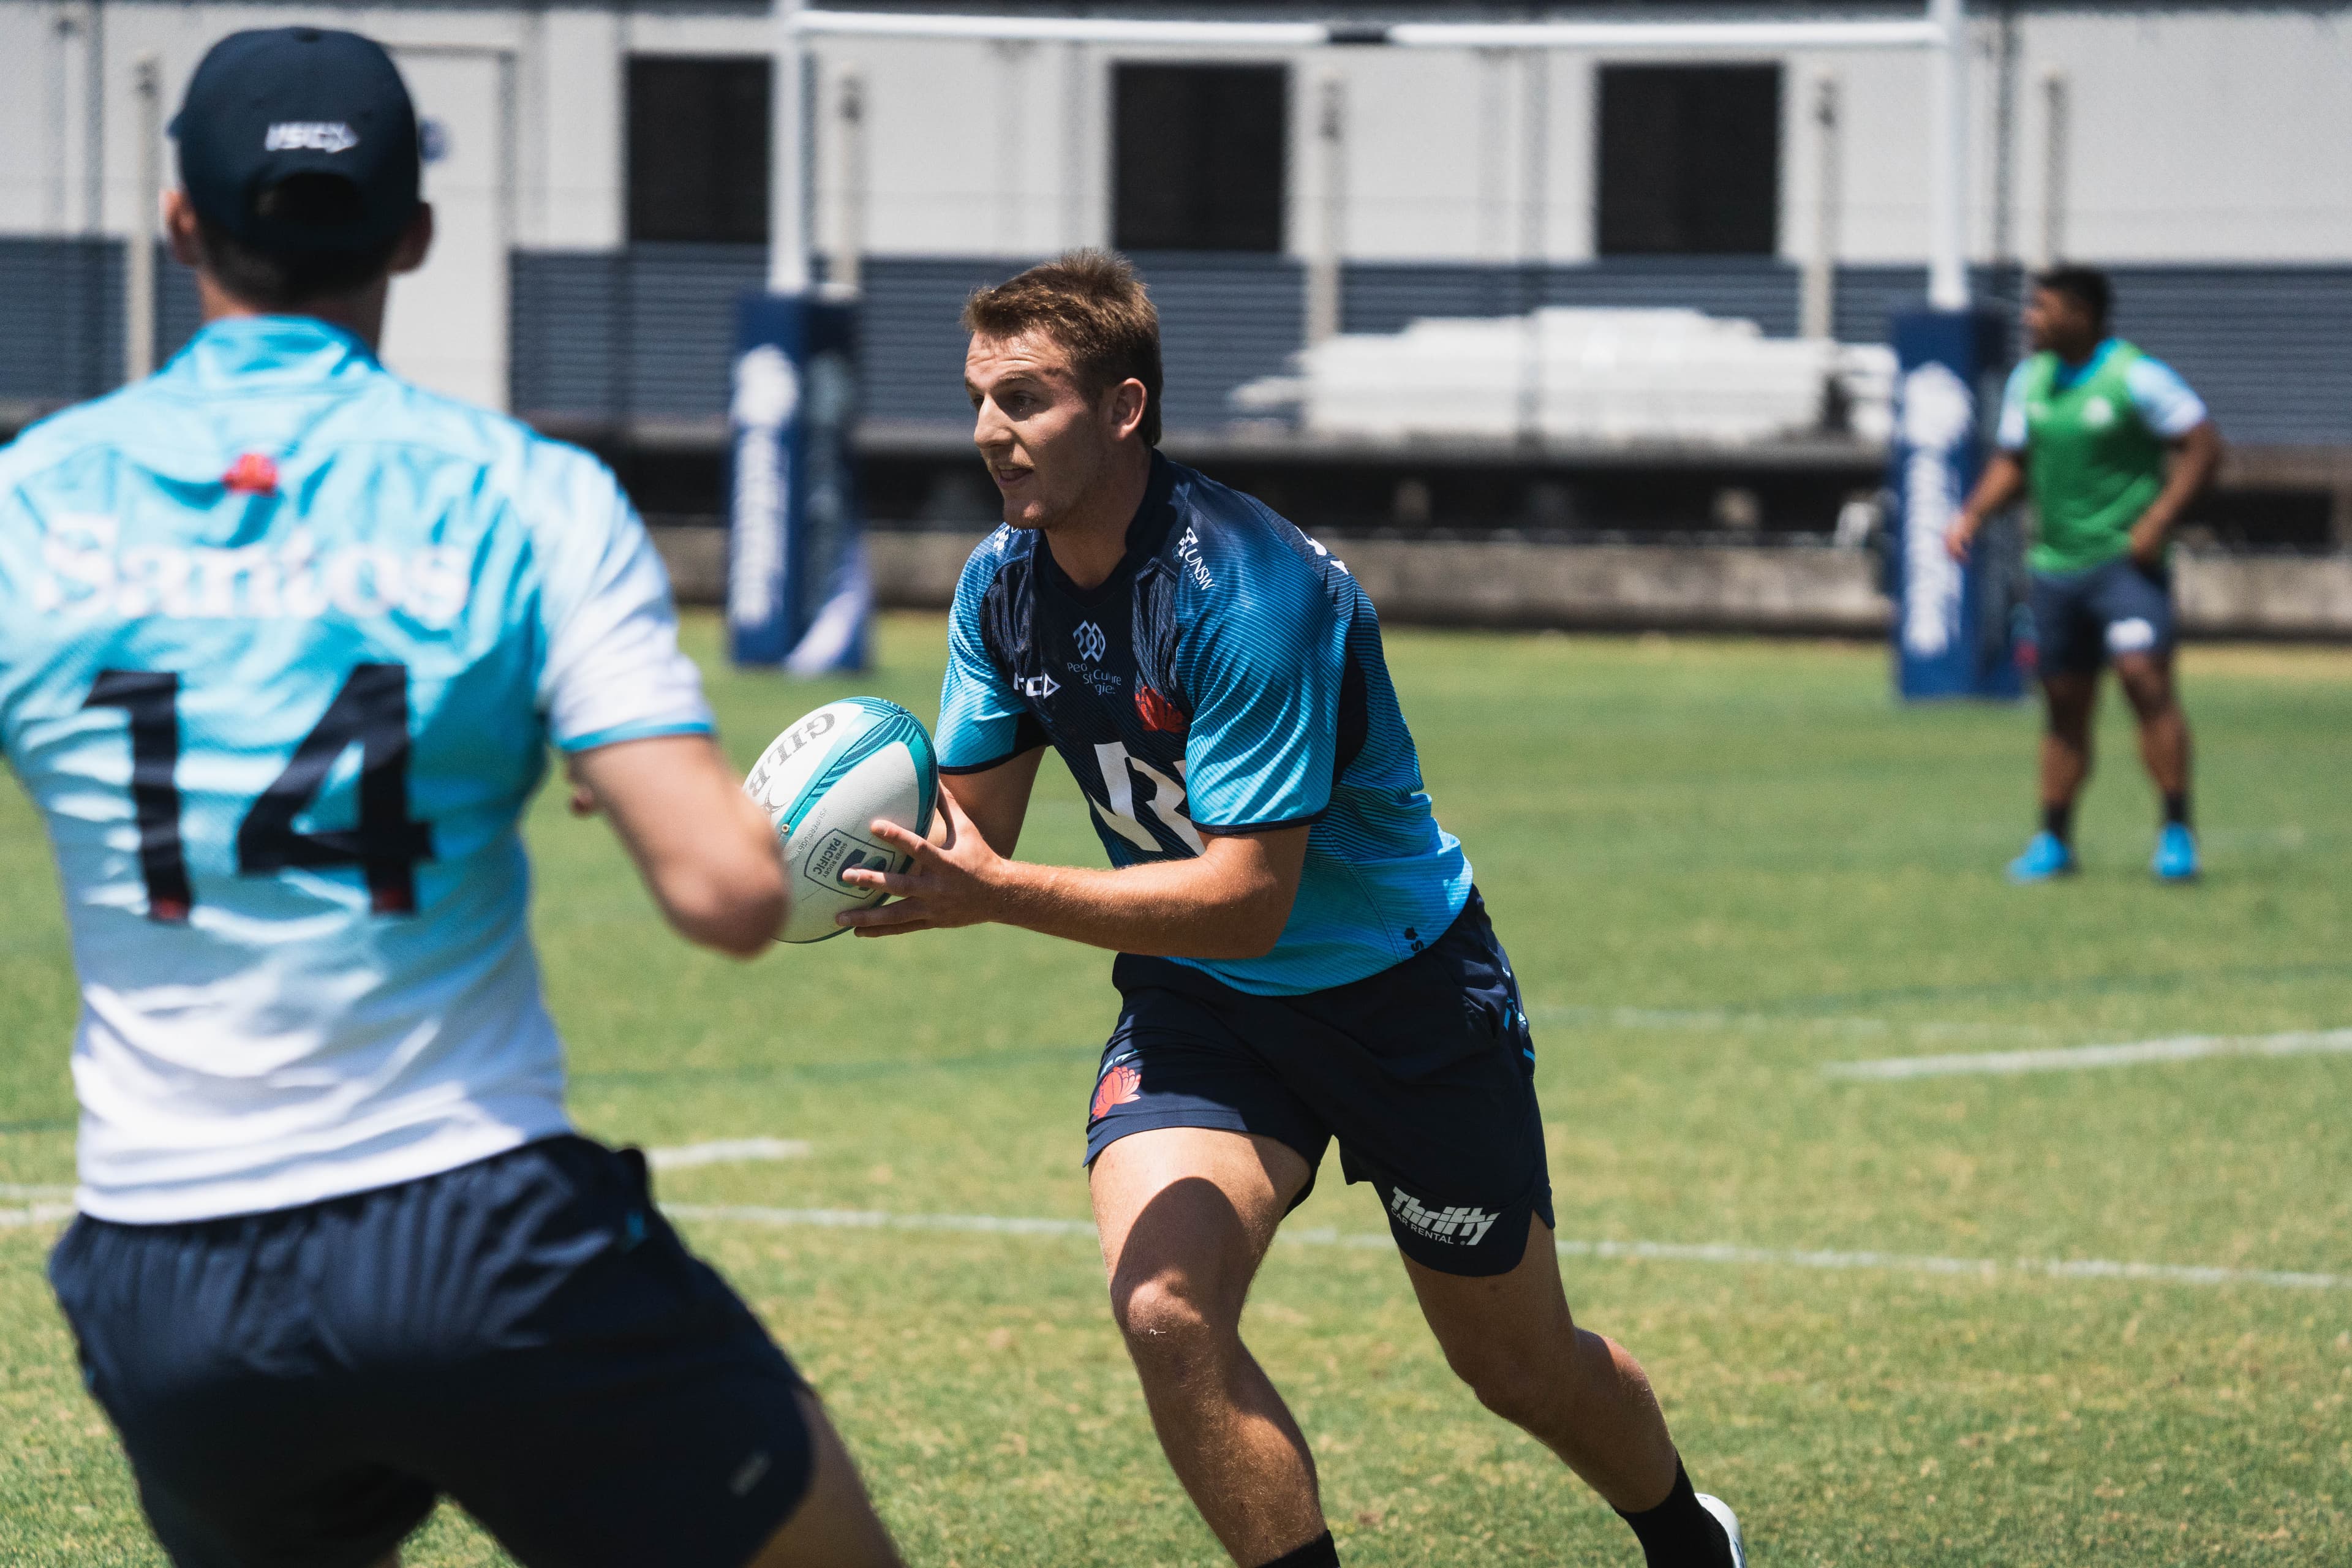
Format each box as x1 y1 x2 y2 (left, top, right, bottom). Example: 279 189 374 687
2125 356 2211 439
1994 362 2033 452
533 450 714 752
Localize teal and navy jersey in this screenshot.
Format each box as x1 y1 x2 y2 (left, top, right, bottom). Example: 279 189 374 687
937 452 1471 995
0 317 712 1223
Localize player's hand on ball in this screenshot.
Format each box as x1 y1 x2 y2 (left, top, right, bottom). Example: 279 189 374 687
838 789 1000 936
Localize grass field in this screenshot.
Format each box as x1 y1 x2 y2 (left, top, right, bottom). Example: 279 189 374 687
4 612 2350 1566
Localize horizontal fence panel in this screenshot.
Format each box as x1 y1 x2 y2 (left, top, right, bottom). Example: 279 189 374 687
3 238 2337 451
859 256 1033 426
0 238 123 405
2107 266 2352 447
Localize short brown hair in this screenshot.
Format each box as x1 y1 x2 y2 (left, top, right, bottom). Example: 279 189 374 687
963 249 1164 447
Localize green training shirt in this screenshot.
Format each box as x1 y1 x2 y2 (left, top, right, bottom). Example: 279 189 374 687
1997 339 2209 576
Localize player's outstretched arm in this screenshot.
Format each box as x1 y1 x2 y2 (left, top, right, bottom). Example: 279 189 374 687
839 790 1306 960
568 734 786 957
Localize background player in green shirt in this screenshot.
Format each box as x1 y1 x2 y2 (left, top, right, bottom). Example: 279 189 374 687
1947 266 2223 883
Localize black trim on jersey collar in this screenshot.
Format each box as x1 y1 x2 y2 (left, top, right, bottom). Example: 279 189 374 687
1035 449 1180 608
938 716 1049 775
938 750 1041 777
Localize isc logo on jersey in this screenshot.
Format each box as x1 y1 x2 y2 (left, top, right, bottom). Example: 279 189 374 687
34 514 469 625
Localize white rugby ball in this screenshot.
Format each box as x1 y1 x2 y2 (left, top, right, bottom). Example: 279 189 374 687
743 697 939 944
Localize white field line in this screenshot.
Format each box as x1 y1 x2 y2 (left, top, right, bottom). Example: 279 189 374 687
662 1204 2350 1294
1826 1027 2352 1081
0 1183 73 1199
646 1137 812 1170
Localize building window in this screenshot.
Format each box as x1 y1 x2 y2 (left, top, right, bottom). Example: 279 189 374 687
1597 64 1782 256
1113 64 1288 252
627 56 771 244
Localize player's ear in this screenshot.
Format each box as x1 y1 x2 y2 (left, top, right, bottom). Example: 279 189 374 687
388 203 435 277
1107 377 1148 443
163 189 205 268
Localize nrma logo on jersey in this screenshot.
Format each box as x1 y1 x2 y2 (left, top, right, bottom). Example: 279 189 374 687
31 515 470 625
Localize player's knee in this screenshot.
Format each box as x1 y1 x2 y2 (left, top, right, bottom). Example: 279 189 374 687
1439 1314 1591 1433
2045 705 2094 744
1447 1341 1561 1431
1109 1271 1232 1373
2116 668 2174 719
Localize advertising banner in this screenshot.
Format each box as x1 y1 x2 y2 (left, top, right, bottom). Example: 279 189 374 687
728 293 870 673
1887 308 2024 701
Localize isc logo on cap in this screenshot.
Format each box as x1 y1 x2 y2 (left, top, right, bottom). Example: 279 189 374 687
265 121 359 153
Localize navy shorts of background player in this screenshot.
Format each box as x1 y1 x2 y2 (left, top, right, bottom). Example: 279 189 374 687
937 451 1551 1276
2027 555 2177 676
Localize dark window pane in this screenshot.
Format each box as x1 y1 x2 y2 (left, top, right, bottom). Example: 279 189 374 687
1597 66 1781 256
627 57 771 244
1114 64 1287 252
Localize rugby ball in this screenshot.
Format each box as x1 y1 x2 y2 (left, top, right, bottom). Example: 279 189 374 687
744 698 939 944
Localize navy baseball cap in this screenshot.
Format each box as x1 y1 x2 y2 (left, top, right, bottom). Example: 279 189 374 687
172 28 420 253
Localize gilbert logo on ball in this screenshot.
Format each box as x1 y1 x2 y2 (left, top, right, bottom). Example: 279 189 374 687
744 698 937 943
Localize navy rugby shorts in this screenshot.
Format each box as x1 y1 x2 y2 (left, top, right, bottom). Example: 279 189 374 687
1087 888 1554 1277
49 1136 813 1568
2029 556 2176 676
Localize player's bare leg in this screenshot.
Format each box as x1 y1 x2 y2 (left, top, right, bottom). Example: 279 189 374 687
1402 1216 1680 1511
1091 1126 1325 1565
2113 650 2190 797
746 1389 905 1567
2039 670 2100 813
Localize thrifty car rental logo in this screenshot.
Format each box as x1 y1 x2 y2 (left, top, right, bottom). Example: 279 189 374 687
1389 1191 1500 1247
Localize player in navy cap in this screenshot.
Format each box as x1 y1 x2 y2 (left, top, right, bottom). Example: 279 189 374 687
4 28 902 1568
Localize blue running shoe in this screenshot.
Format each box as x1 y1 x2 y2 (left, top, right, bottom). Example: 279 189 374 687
2154 823 2199 881
2007 831 2077 883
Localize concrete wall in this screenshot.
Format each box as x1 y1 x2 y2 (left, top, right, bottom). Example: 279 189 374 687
649 527 2352 641
4 2 2348 268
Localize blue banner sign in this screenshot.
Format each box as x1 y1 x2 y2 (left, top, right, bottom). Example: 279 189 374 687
1887 308 2023 701
728 293 870 673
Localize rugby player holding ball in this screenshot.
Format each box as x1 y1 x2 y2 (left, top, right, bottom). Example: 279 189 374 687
841 252 1744 1568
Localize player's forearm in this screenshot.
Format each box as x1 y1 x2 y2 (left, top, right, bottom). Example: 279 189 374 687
575 734 786 957
2141 423 2223 536
980 854 1290 960
1959 453 2027 527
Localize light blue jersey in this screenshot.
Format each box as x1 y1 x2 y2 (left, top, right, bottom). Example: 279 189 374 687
937 453 1472 995
0 317 710 1222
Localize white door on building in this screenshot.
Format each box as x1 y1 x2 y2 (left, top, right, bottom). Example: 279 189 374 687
381 49 510 411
